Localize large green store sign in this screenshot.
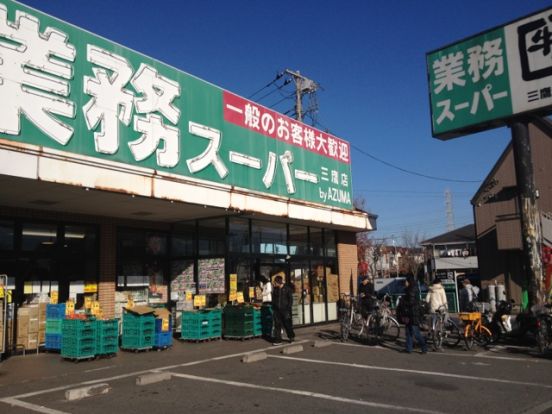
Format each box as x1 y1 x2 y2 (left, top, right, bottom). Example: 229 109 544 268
0 1 353 209
427 7 552 139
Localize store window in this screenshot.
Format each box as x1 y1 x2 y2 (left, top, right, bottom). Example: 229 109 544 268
324 230 337 257
325 259 339 321
252 220 287 255
289 225 308 256
228 217 250 253
0 220 14 251
310 227 323 256
289 260 310 325
198 218 225 256
21 223 58 252
310 260 327 323
172 230 195 257
116 228 169 316
227 256 252 298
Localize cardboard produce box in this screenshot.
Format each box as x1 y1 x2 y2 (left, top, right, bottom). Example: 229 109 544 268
28 318 39 334
17 315 29 337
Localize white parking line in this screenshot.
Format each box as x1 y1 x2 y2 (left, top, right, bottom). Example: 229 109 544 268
0 397 69 414
168 372 446 414
332 341 549 363
269 355 552 389
0 340 310 401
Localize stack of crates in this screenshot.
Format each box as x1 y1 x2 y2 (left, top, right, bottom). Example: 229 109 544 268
121 311 155 350
45 304 65 351
61 319 97 359
181 309 222 341
154 317 173 349
96 319 119 356
223 305 261 338
261 304 273 337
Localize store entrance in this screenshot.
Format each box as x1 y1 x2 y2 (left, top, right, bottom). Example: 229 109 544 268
257 259 306 326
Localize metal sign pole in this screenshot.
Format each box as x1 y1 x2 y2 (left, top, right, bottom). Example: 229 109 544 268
511 120 544 308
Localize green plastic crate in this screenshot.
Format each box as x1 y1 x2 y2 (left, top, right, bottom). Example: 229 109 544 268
121 334 154 349
45 319 62 334
62 319 97 337
61 345 96 359
97 343 118 355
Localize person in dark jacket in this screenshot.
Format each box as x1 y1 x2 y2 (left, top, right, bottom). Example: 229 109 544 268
272 275 295 345
358 276 375 318
402 275 427 354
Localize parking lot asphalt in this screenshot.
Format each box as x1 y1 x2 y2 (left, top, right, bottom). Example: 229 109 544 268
0 323 551 414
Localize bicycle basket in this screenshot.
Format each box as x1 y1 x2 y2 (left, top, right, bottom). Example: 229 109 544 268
458 312 481 321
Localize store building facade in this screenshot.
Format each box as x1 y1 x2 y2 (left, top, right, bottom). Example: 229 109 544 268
0 0 373 351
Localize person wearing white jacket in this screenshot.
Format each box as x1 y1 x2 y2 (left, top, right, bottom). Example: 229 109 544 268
426 278 448 312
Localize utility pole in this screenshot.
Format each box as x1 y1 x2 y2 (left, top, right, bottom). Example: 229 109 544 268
511 119 544 308
284 69 318 122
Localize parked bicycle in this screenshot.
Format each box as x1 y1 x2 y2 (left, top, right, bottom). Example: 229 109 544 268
339 294 364 342
428 305 461 351
535 304 552 355
459 311 493 349
363 294 400 344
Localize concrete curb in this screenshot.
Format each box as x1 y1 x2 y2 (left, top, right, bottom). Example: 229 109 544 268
241 352 268 363
281 345 304 355
313 340 333 348
136 372 172 386
65 383 111 401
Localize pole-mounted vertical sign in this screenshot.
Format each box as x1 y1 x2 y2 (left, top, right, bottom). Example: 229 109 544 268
427 7 552 139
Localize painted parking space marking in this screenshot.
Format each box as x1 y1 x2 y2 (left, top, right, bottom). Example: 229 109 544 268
0 340 310 401
268 355 552 389
168 372 446 414
333 341 549 363
0 397 69 414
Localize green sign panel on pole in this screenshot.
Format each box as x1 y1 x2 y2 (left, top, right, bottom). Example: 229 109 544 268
427 7 552 139
0 0 353 209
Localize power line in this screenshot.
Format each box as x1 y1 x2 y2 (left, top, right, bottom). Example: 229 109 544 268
255 78 292 103
312 118 481 184
247 71 284 99
351 144 481 184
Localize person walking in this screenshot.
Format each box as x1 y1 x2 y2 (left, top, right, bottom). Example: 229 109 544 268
271 275 295 345
401 275 427 354
459 278 480 311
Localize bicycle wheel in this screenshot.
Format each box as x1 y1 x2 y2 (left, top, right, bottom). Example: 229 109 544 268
536 318 549 355
464 324 474 350
443 319 461 348
381 316 400 343
432 318 443 351
474 324 492 347
340 310 351 342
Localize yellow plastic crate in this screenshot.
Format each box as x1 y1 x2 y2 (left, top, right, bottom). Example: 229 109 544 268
458 312 481 321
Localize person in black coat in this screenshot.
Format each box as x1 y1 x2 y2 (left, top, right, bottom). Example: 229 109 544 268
358 276 375 318
271 275 295 345
401 275 427 354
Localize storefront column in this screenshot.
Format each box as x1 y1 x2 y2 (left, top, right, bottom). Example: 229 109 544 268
337 231 358 295
99 223 116 318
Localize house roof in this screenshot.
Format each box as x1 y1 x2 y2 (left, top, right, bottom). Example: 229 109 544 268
420 224 475 245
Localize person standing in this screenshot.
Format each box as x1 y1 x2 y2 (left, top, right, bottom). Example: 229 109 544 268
401 275 428 354
271 275 295 345
358 276 375 318
260 276 272 304
459 278 480 311
426 278 448 312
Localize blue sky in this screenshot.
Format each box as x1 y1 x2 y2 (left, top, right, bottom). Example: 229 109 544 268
17 0 552 243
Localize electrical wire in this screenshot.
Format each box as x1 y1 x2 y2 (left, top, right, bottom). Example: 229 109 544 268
312 118 481 184
247 72 284 99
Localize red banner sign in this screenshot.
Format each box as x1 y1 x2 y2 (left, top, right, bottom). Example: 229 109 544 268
223 91 350 164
